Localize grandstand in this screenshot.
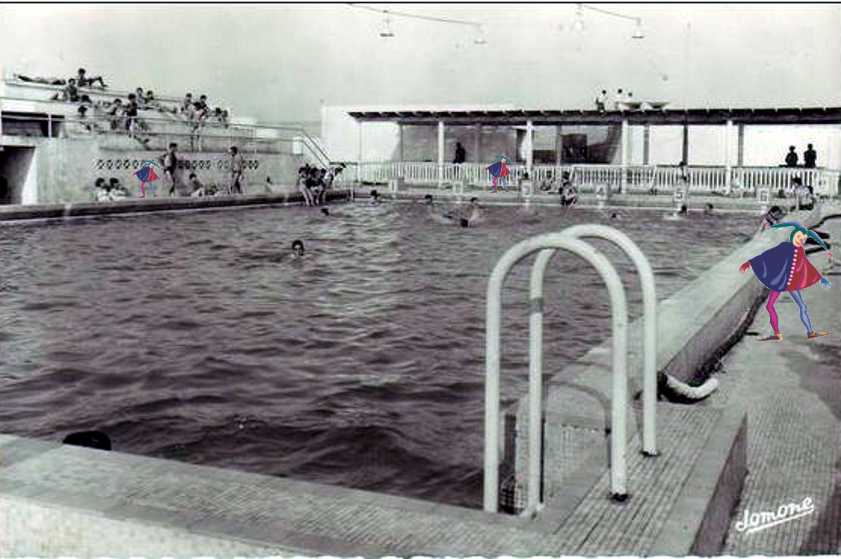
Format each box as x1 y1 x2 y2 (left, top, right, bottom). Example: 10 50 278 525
0 68 335 205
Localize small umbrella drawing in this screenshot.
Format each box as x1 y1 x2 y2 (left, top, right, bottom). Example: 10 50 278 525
134 160 160 197
487 157 509 190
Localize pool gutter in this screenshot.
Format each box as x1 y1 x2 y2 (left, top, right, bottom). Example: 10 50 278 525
0 189 352 223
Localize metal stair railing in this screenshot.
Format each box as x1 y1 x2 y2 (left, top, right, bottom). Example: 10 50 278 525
484 233 630 513
522 225 659 515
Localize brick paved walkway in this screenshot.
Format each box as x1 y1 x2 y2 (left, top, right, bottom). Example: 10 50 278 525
720 216 841 555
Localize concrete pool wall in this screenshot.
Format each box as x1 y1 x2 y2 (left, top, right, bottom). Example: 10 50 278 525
0 135 305 205
0 200 830 555
0 188 352 223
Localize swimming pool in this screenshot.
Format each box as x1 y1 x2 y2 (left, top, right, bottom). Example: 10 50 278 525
0 202 758 508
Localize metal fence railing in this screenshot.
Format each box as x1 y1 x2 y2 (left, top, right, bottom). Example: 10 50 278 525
353 161 841 198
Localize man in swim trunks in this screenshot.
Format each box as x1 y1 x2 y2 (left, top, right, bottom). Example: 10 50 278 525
161 143 179 196
229 146 245 194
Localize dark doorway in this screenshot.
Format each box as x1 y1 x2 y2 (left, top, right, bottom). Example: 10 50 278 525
0 146 36 205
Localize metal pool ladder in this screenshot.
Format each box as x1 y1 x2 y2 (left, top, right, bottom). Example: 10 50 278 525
484 225 659 515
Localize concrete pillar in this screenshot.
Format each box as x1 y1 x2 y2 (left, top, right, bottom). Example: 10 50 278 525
643 124 651 165
555 126 563 166
398 124 404 162
0 64 4 146
474 125 481 163
737 123 745 166
356 121 362 183
437 121 445 188
525 120 534 178
621 119 629 194
724 120 733 195
681 123 689 164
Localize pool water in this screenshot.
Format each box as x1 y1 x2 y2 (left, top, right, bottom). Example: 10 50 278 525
0 202 758 508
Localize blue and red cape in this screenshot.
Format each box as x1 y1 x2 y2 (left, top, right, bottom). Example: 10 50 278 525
749 242 822 292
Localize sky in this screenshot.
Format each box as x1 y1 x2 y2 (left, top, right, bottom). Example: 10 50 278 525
1 3 839 124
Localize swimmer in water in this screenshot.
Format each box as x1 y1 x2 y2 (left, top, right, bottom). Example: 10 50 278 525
704 203 714 215
291 239 305 258
610 212 621 220
321 208 330 216
370 189 381 205
425 193 458 224
462 197 483 227
663 204 687 221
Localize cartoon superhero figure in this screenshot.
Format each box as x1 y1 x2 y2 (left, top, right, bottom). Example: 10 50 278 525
134 160 160 198
487 157 509 192
740 222 832 341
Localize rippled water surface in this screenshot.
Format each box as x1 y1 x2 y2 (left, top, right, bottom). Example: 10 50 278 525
0 202 757 507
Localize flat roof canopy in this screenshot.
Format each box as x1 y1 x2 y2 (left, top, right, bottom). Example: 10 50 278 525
348 107 841 126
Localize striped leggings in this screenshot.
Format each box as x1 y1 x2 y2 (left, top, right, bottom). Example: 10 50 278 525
766 290 813 335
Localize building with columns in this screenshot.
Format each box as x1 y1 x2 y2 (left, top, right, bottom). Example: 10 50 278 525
323 104 841 171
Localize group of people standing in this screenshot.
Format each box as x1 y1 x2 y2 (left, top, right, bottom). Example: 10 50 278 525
784 144 818 168
594 88 638 111
296 164 345 207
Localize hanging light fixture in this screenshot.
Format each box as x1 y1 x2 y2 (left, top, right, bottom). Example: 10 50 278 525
473 25 487 45
572 5 586 33
632 18 645 39
379 11 395 38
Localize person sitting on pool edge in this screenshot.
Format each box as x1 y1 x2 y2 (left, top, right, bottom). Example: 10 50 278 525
291 239 305 258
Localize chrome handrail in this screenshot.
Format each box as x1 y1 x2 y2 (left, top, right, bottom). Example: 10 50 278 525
485 233 630 513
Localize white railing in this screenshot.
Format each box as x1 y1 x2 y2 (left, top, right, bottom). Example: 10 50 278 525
485 227 659 514
355 161 840 197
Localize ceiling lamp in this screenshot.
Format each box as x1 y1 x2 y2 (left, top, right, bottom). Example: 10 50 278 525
632 18 645 39
379 12 395 38
473 25 487 45
572 5 585 33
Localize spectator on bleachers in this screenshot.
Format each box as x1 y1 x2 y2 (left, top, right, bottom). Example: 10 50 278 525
212 107 228 127
104 98 123 130
144 90 159 109
76 68 107 89
125 93 150 142
74 105 97 133
52 79 80 102
192 95 210 130
135 88 146 110
181 93 195 118
14 73 66 85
